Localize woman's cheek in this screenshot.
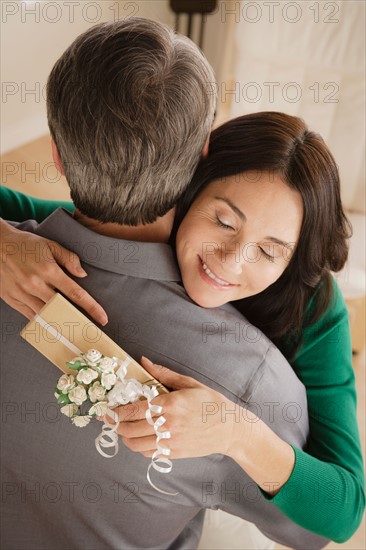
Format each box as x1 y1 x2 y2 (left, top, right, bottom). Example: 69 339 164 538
247 260 284 293
261 262 286 289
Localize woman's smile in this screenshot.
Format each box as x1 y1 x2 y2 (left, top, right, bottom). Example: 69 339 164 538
197 256 239 289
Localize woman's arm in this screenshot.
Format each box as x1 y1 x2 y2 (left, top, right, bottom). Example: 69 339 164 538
108 356 297 491
0 185 74 221
117 279 364 542
262 278 365 541
0 187 108 324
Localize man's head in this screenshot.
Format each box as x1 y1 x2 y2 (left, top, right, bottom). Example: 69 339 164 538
47 17 216 225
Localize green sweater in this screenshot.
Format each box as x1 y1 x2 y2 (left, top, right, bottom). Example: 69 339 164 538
1 186 365 542
0 186 74 221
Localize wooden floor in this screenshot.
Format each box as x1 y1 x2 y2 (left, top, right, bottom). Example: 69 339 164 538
1 135 71 201
1 136 365 550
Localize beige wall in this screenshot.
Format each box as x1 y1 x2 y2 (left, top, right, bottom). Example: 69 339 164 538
0 1 175 153
225 0 365 213
1 0 233 154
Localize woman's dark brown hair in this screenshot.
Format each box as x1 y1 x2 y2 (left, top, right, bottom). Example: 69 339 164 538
171 112 352 356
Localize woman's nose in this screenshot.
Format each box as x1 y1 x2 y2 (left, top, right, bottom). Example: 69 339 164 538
219 241 243 275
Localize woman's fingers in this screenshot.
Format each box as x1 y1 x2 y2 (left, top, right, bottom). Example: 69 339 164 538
5 286 49 319
52 269 108 325
48 241 87 278
1 222 108 325
6 299 36 320
3 267 107 328
122 434 163 454
140 357 203 391
41 241 108 324
117 418 156 438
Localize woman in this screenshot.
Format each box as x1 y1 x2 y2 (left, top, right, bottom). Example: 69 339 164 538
1 112 364 542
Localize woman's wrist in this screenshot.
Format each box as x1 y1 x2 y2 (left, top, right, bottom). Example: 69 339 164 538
224 403 296 496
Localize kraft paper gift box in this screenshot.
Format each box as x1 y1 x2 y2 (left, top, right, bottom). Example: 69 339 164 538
20 293 169 395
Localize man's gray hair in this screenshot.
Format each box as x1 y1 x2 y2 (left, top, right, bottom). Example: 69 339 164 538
47 17 216 225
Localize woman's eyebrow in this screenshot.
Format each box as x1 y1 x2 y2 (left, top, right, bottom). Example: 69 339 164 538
214 197 291 247
214 196 246 221
264 236 289 247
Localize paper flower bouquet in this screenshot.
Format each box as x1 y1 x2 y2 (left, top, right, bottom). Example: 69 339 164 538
55 349 137 428
21 294 175 494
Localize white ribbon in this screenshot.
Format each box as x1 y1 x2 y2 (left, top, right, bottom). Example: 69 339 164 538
34 314 82 355
95 356 178 496
35 315 176 495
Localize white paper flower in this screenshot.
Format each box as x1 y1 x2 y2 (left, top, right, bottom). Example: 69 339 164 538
101 372 117 390
57 374 75 394
84 349 103 366
89 401 109 416
60 404 78 417
76 367 99 385
68 356 87 366
72 415 91 427
124 380 144 402
88 381 107 403
68 385 88 406
98 357 117 372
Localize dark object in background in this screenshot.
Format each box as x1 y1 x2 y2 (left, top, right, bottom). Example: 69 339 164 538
169 1 218 48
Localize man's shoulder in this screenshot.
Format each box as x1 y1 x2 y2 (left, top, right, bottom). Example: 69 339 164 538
8 219 40 232
101 276 275 404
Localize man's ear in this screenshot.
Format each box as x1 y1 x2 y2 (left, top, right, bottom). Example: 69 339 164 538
51 138 65 176
201 134 210 159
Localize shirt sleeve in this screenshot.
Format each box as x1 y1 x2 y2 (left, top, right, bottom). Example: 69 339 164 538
0 186 74 222
264 278 365 542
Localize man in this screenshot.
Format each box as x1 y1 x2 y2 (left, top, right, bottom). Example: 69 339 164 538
0 17 327 549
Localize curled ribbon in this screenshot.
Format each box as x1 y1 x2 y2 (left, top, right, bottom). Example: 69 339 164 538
95 356 178 496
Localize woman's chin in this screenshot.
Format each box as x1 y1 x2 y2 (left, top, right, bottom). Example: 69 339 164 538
197 299 223 309
187 288 227 309
189 287 264 308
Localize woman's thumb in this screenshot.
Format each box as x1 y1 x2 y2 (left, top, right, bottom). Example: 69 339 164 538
140 356 198 390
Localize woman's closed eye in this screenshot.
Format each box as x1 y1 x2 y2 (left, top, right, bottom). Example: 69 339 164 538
259 246 275 261
215 215 235 231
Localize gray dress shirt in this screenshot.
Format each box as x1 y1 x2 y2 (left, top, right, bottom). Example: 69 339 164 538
0 208 328 549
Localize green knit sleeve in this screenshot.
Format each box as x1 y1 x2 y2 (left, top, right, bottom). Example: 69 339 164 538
0 186 74 222
265 278 365 541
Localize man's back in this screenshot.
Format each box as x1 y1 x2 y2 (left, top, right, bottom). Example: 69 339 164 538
0 209 328 549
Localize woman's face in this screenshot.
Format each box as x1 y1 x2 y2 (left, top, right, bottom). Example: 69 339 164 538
176 171 303 308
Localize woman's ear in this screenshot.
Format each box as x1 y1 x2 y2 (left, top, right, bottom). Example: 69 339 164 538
201 134 210 159
51 138 65 176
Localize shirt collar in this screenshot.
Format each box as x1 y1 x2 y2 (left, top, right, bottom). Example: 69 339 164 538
37 208 182 282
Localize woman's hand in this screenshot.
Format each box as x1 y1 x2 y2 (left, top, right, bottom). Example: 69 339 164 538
109 357 242 459
109 357 295 495
0 219 108 324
